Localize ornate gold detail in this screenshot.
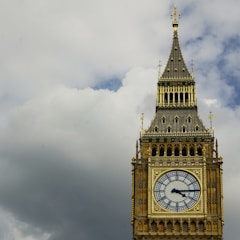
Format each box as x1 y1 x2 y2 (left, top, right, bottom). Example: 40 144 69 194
171 4 180 28
132 5 223 239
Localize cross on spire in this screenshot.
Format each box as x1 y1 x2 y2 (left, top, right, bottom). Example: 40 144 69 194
171 4 180 29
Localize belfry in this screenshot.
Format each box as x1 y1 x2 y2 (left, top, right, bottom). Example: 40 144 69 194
131 5 224 240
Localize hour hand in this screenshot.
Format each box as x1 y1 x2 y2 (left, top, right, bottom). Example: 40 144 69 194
171 188 186 197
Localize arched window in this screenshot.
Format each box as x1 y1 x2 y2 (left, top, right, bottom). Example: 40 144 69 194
190 146 195 156
174 221 180 231
180 93 183 102
183 126 186 132
197 146 203 156
167 147 172 156
174 147 179 156
159 147 164 156
170 93 173 103
152 145 157 156
162 117 166 123
187 117 191 123
164 93 168 103
175 117 179 123
167 221 173 231
154 126 158 132
199 221 204 232
182 146 187 156
195 126 199 131
190 221 196 232
183 221 188 231
175 93 178 102
185 92 189 102
167 127 171 133
159 221 164 231
151 221 157 231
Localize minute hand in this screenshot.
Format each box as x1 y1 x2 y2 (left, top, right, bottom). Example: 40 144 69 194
177 189 200 192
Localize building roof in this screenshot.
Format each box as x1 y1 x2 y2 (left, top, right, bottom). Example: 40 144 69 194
161 26 192 80
143 6 210 137
160 5 192 81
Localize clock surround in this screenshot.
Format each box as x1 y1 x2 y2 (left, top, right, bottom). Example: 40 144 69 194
154 170 201 212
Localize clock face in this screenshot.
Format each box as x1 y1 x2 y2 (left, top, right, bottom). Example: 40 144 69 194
154 170 201 212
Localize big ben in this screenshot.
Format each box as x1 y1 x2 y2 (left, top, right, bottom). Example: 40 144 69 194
131 5 224 240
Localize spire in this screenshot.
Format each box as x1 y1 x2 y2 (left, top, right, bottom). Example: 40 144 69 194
161 4 192 80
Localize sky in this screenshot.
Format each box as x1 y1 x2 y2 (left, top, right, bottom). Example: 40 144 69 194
0 0 239 239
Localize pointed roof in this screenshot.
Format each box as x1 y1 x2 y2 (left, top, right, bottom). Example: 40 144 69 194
161 5 192 80
141 5 211 138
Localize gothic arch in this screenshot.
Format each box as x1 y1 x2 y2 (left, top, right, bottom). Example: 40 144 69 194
187 116 192 123
182 125 186 132
190 144 195 156
152 145 157 156
174 144 180 156
190 221 196 232
170 92 173 103
185 92 189 102
159 221 164 231
174 116 179 123
199 221 204 232
159 145 164 156
164 93 168 103
174 221 180 231
180 92 183 102
183 221 188 231
175 92 178 102
167 221 173 231
167 145 172 156
197 145 203 156
167 126 171 133
151 221 157 231
182 145 187 156
162 116 166 123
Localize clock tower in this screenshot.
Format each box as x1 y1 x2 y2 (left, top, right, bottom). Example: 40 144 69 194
131 5 224 240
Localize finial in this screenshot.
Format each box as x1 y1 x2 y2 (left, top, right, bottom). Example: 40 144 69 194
208 111 214 134
216 138 218 158
136 140 139 159
171 4 180 29
140 113 144 130
191 59 195 78
158 60 162 78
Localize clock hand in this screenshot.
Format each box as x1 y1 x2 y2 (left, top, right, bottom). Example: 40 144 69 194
171 188 186 197
176 189 200 192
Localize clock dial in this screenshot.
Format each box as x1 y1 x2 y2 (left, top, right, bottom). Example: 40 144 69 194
154 170 201 212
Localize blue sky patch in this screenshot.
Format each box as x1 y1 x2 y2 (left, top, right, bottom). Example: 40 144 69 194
93 77 122 91
217 35 240 107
